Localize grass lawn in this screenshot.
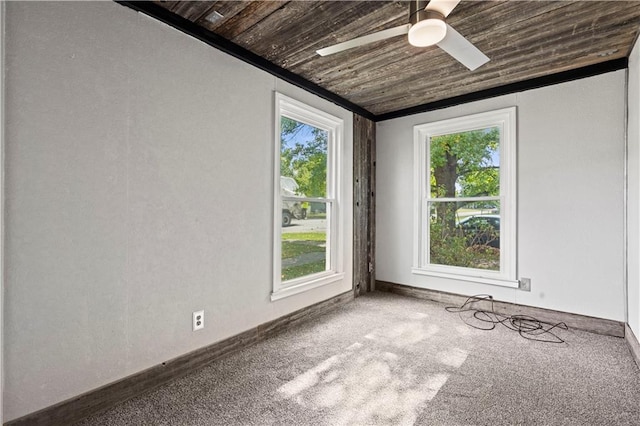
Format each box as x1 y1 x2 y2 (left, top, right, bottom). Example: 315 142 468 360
281 231 326 281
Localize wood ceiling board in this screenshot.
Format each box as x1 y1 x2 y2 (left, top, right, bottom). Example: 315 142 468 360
280 2 408 70
213 1 288 40
252 2 393 65
350 17 636 102
231 1 330 53
315 2 408 45
476 2 640 49
362 58 613 113
194 2 257 31
295 0 550 80
153 1 257 31
293 36 418 87
316 2 603 92
163 1 211 21
372 58 627 119
357 43 631 112
446 1 570 37
148 0 640 119
155 0 180 11
365 56 626 115
322 2 640 110
298 1 535 91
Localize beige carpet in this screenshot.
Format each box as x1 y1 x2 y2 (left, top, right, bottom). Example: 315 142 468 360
77 291 640 425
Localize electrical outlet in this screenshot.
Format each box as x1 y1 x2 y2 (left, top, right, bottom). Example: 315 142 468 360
193 310 204 331
519 278 531 292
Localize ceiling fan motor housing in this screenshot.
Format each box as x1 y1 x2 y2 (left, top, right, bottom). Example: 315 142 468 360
409 1 446 47
410 10 445 26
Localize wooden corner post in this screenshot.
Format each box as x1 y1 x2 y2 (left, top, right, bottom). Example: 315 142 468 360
353 115 376 296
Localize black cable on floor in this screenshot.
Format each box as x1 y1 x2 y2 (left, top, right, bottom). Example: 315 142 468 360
445 294 569 344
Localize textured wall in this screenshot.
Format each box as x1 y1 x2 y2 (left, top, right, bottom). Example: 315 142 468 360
376 71 626 321
3 2 352 421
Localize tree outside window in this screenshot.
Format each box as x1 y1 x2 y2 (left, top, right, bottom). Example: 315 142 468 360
273 93 344 300
280 117 329 281
413 107 517 286
429 128 501 270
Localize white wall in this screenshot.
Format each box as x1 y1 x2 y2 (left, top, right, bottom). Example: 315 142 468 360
377 71 626 321
3 2 352 421
628 38 640 337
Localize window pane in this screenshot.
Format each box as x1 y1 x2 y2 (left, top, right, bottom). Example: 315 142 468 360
280 116 330 283
281 117 328 198
281 203 329 282
429 201 500 271
430 127 500 198
274 94 344 298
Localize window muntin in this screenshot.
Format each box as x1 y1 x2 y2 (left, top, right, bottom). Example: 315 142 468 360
413 108 517 287
273 93 344 300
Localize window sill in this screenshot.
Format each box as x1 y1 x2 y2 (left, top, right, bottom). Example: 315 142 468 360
271 272 345 301
411 267 519 289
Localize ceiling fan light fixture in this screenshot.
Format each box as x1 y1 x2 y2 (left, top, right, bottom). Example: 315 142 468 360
408 17 447 47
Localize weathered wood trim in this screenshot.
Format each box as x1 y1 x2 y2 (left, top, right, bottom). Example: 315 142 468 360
5 291 354 426
626 324 640 370
376 281 625 337
353 114 376 296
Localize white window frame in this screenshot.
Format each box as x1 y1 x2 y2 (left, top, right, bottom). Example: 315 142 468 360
412 107 518 287
272 93 344 301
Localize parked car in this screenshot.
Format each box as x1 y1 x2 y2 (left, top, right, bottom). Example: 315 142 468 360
458 214 500 248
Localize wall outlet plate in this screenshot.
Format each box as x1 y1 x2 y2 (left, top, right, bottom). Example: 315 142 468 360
519 278 531 292
193 310 204 331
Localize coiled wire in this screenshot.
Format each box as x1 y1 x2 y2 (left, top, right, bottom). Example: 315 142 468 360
445 294 569 344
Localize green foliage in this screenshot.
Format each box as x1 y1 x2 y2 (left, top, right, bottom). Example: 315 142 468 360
429 220 469 267
429 220 499 271
281 232 327 241
281 116 301 135
280 117 327 197
279 115 328 281
307 212 327 220
281 262 326 281
281 240 324 259
430 127 499 198
429 127 499 231
458 168 499 198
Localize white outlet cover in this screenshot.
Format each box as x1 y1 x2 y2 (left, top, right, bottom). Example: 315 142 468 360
193 310 204 331
519 278 531 292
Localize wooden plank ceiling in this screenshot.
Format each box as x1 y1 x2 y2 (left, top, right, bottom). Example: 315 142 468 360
152 1 640 118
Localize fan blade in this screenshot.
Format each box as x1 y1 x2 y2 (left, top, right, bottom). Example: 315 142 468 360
316 24 411 56
426 0 461 18
437 24 489 71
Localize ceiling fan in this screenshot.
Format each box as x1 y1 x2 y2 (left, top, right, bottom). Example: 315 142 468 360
316 0 489 71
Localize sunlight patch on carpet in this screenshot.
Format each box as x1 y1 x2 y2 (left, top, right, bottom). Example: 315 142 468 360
276 311 472 425
278 343 451 425
363 322 439 348
436 347 469 368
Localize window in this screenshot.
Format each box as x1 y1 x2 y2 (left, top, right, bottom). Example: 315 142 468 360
272 93 344 300
413 107 517 287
